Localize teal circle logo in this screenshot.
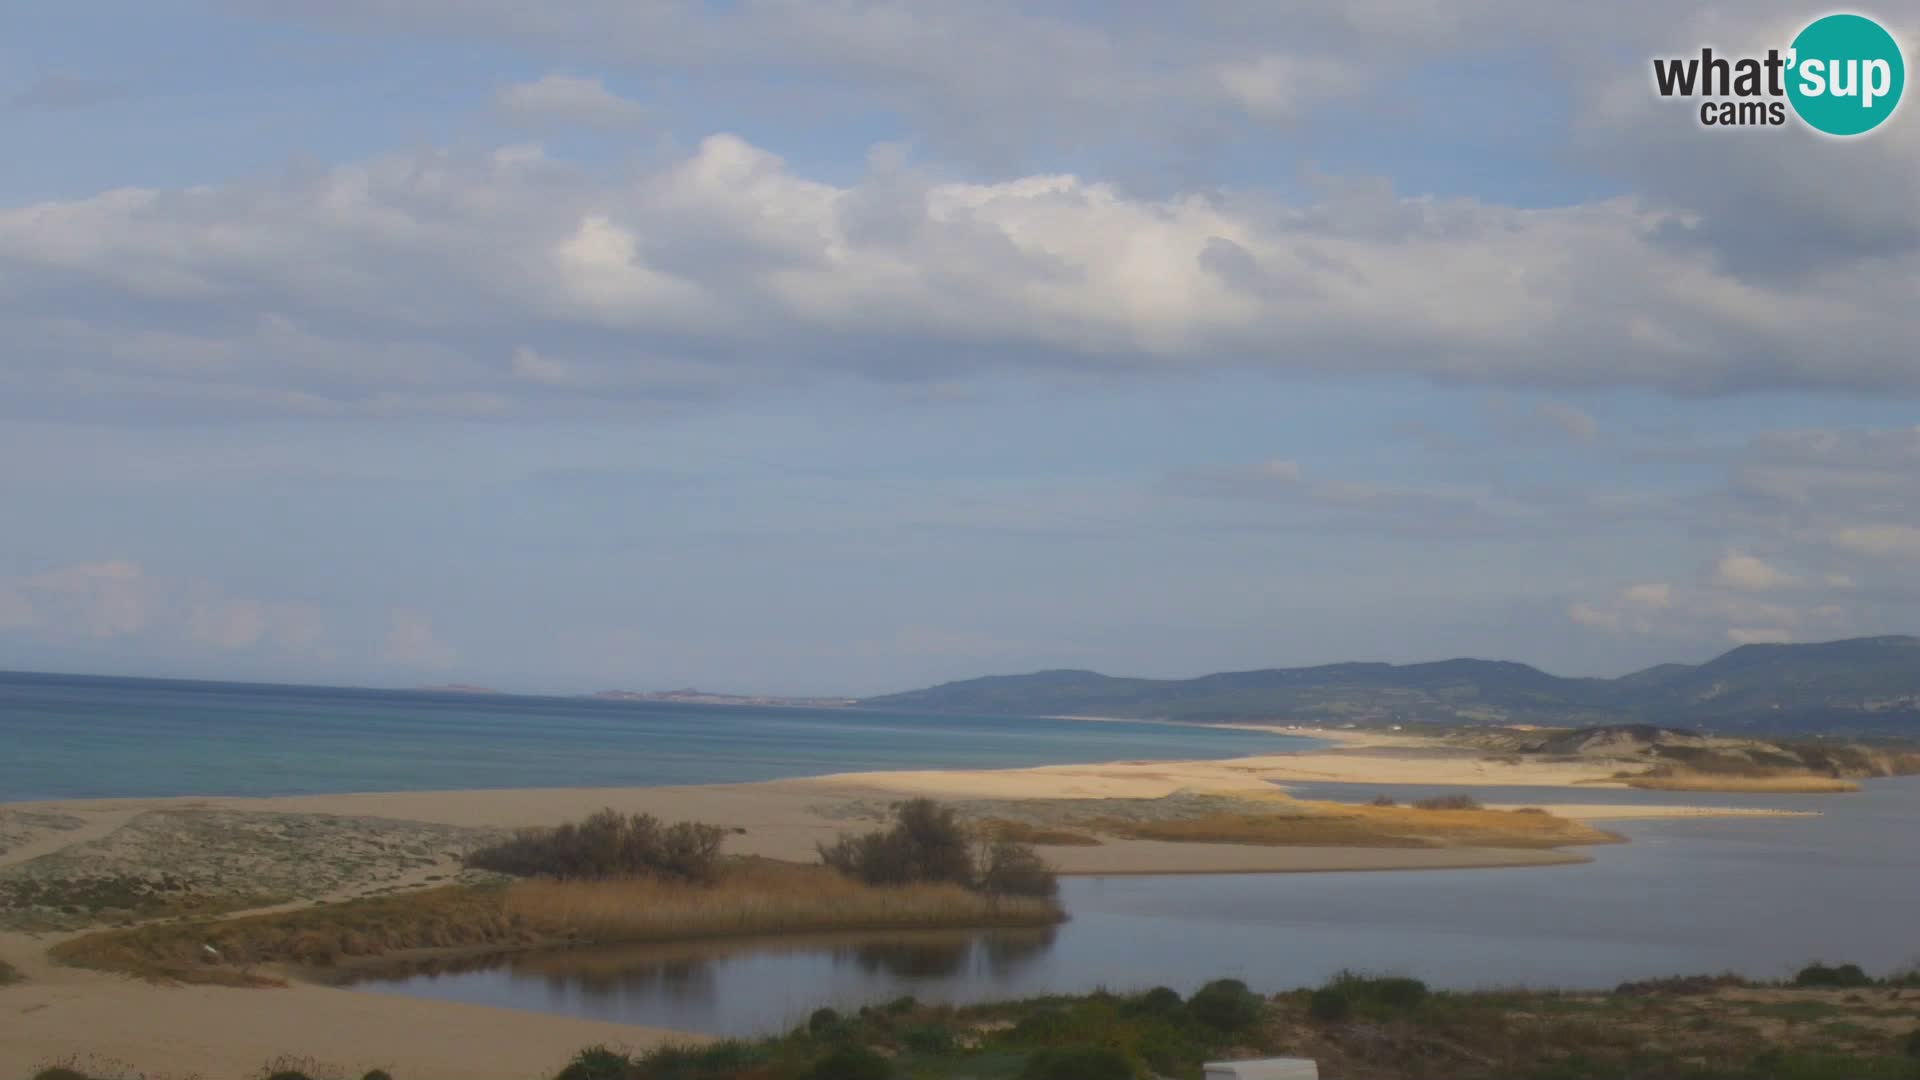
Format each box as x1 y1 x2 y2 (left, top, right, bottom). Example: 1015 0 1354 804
1786 13 1905 136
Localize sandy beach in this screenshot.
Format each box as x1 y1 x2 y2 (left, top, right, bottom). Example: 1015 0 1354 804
0 732 1820 1079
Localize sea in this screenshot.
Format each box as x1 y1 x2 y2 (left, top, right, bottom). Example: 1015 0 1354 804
0 670 1311 801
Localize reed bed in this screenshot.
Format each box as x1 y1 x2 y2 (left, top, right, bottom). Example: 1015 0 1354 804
51 860 1062 985
1624 771 1860 793
505 860 1061 944
1101 801 1619 850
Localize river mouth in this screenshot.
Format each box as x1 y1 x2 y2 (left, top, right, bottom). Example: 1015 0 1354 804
344 778 1920 1037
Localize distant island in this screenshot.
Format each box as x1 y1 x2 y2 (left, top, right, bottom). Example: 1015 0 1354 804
590 687 858 708
858 635 1920 737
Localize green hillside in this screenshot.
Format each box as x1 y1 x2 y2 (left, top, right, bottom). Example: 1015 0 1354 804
859 636 1920 735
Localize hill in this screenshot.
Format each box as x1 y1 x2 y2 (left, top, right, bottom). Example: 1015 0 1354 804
858 636 1920 736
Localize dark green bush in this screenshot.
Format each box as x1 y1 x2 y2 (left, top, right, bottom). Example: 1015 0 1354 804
885 994 919 1015
556 1046 635 1080
32 1070 93 1080
902 1024 957 1054
1020 1046 1138 1080
467 810 725 883
980 838 1060 899
1327 971 1429 1011
806 1045 892 1080
819 799 1057 899
362 1072 394 1080
807 1007 844 1036
1187 978 1263 1033
1308 987 1352 1023
1794 962 1873 988
1124 986 1184 1017
1906 1027 1920 1059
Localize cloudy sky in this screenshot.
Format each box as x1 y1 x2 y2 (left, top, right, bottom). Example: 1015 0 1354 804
3 2 1918 695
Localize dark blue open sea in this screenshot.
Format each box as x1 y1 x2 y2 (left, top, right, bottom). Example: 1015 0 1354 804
0 670 1311 802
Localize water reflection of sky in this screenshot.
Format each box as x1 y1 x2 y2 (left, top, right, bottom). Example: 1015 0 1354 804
353 778 1920 1036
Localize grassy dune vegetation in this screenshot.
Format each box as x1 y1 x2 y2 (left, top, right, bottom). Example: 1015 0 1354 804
30 965 1920 1080
1624 770 1862 793
50 804 1064 985
1099 799 1620 850
0 956 21 985
51 861 1062 985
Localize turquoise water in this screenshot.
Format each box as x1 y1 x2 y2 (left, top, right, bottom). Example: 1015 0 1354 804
0 670 1312 801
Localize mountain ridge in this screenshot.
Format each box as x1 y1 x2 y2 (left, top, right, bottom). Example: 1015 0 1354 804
857 635 1920 736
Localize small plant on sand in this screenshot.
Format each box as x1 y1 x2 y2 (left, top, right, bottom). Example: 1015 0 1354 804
0 956 22 984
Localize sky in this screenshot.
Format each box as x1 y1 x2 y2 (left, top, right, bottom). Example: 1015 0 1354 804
2 2 1918 696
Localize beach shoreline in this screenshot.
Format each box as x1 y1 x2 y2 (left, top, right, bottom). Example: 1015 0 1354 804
0 731 1832 1080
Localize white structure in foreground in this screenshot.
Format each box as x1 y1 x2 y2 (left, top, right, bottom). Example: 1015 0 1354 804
1203 1058 1319 1080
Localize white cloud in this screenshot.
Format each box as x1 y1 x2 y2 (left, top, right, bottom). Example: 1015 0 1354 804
1832 524 1920 559
22 560 153 638
7 130 1920 423
382 608 457 669
496 74 648 130
1216 55 1371 122
1711 551 1797 591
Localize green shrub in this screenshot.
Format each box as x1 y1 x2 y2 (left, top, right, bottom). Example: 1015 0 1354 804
1327 971 1429 1011
806 1045 892 1080
362 1072 394 1080
902 1024 957 1054
980 838 1060 899
819 799 1057 899
1124 986 1184 1017
1906 1028 1920 1059
1308 987 1352 1023
808 1007 844 1036
1011 1009 1075 1044
467 810 725 883
885 994 919 1015
555 1045 635 1080
1020 1047 1138 1080
1794 962 1873 988
33 1070 94 1080
1187 978 1263 1033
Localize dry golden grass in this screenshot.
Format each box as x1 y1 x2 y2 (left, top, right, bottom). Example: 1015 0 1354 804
1100 800 1619 850
50 859 1063 985
975 819 1103 846
507 859 1061 944
1623 771 1860 793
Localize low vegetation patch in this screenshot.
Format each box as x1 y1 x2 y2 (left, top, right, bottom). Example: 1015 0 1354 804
0 955 22 984
1624 769 1862 793
1100 798 1618 850
821 799 1060 899
506 858 1061 945
975 820 1103 847
51 857 1062 985
32 962 1920 1080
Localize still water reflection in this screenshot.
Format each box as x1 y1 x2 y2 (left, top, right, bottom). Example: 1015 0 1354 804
351 779 1920 1035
